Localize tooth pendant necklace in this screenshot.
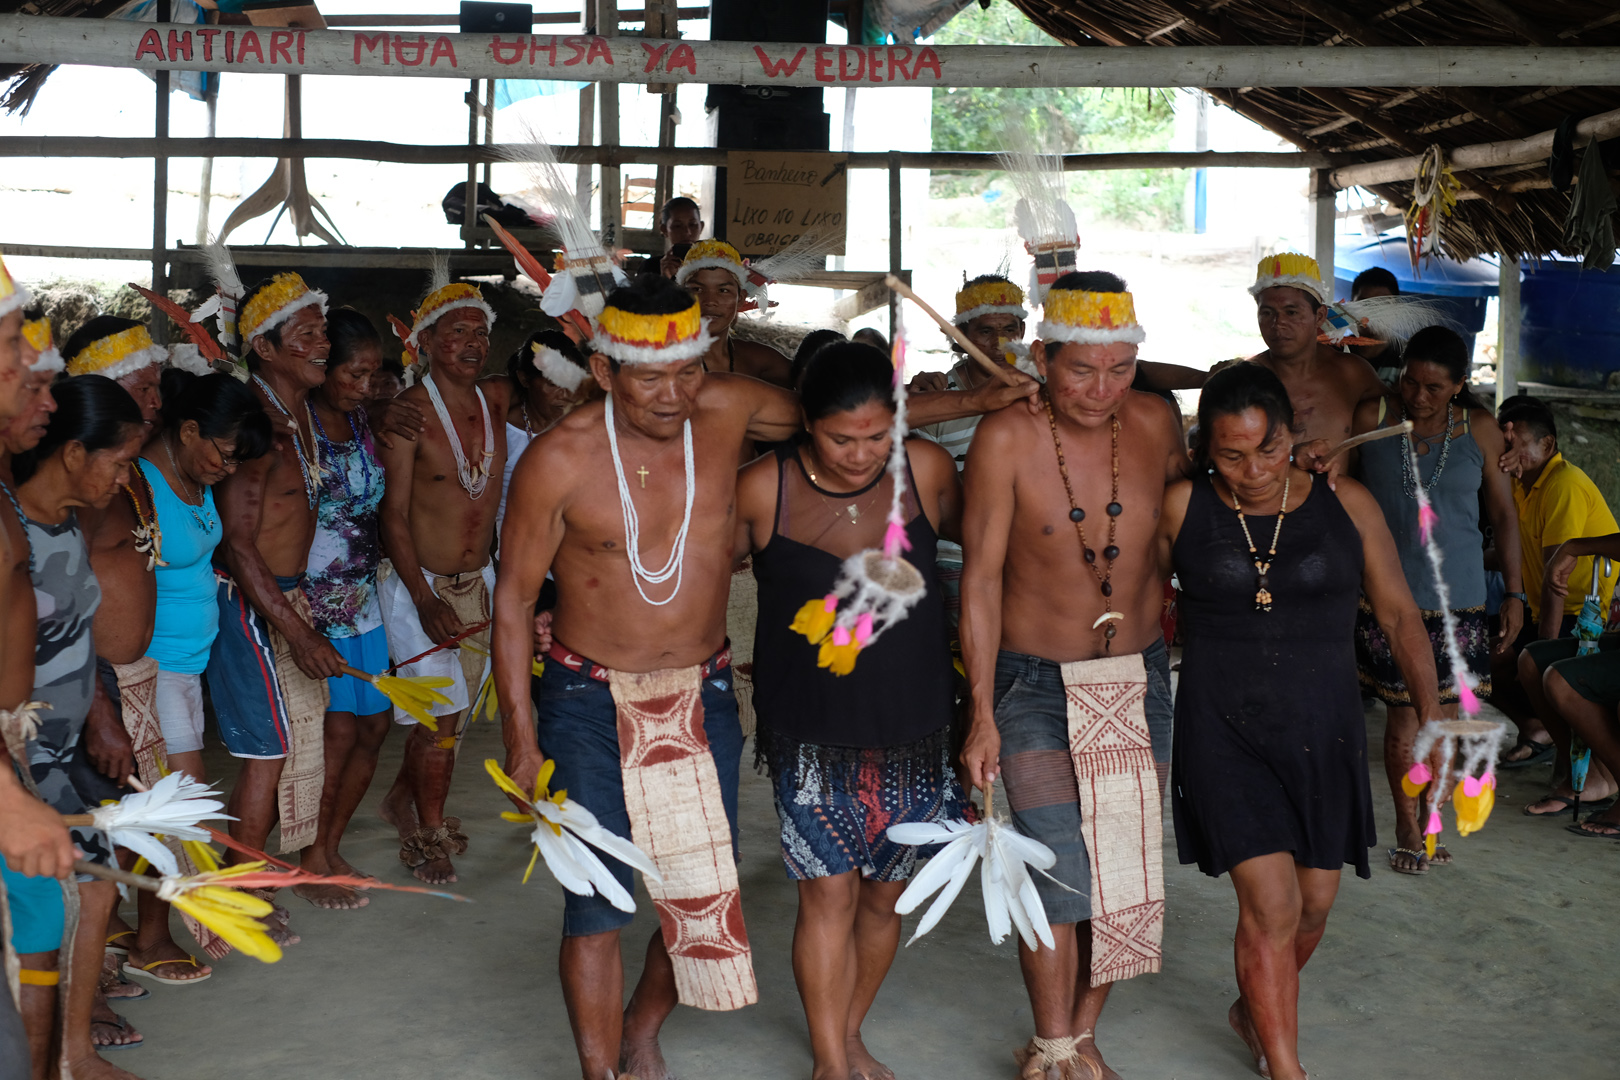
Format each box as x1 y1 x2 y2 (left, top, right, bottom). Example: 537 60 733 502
1231 473 1291 612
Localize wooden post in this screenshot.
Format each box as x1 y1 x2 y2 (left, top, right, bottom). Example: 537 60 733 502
576 0 595 213
195 76 217 244
1307 168 1336 293
598 0 620 242
1497 254 1521 407
482 76 496 193
464 77 479 248
151 0 170 342
888 151 901 340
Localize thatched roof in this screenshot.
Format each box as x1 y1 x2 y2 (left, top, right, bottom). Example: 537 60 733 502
1008 0 1620 260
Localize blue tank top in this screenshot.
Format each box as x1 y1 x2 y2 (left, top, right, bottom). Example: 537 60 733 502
1360 407 1486 611
138 457 223 673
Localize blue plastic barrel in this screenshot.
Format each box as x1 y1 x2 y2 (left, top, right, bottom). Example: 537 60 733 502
1334 236 1498 358
1520 258 1620 389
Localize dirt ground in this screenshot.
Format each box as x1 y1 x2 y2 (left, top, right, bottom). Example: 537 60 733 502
105 691 1618 1080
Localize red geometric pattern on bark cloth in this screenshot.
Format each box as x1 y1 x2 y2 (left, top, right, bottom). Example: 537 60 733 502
609 665 757 1011
1060 653 1164 987
271 586 330 854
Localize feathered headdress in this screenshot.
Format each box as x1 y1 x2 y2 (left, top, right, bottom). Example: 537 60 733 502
190 235 245 353
1037 287 1145 347
788 309 927 675
677 234 837 316
533 343 589 392
955 276 1028 327
20 315 62 374
128 282 239 378
65 323 167 381
239 272 328 346
500 123 626 321
591 293 712 366
402 252 496 350
998 122 1079 306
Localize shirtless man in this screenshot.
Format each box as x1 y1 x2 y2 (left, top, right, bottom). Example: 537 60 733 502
959 272 1188 1080
494 275 1038 1080
674 239 793 386
376 282 510 885
210 275 343 931
1245 253 1387 447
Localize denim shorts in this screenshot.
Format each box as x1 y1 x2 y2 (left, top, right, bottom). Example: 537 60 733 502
992 637 1172 925
533 652 743 938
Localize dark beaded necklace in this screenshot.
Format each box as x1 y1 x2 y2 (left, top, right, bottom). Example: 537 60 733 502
1044 391 1123 647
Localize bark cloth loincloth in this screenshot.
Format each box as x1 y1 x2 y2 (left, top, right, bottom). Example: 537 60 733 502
608 665 757 1011
271 586 330 854
1062 653 1164 986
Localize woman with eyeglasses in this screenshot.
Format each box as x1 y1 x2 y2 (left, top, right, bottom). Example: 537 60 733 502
136 369 271 784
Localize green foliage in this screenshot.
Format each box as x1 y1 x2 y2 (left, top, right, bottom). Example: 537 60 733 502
929 2 1187 231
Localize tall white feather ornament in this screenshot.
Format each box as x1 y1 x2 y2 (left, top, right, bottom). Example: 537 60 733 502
192 235 246 352
997 119 1080 305
1319 294 1460 347
746 231 841 315
499 122 622 320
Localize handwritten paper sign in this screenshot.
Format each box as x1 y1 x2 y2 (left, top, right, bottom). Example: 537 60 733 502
726 151 847 257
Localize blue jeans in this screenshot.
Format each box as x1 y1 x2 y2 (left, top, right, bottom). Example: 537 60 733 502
534 655 743 938
992 638 1173 925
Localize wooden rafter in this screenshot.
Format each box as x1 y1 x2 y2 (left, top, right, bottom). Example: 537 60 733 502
1456 0 1560 47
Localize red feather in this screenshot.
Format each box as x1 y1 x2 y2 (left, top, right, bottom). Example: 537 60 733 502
128 283 226 362
387 313 420 367
482 214 554 289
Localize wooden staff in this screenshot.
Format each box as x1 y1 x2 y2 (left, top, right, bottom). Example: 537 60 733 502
1323 419 1413 462
73 858 161 893
884 274 1020 387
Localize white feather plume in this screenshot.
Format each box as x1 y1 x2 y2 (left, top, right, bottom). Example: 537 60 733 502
1326 295 1461 347
200 234 243 300
889 814 1067 951
425 250 451 301
88 773 233 878
997 120 1075 247
499 121 612 261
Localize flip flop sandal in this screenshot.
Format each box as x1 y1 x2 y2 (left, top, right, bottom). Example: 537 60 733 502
91 1015 143 1051
104 929 136 957
1565 818 1620 840
1524 793 1580 817
1500 740 1555 769
1388 847 1429 875
122 956 213 986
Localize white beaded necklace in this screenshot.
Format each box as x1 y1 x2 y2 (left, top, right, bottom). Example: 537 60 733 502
423 371 494 500
605 394 694 607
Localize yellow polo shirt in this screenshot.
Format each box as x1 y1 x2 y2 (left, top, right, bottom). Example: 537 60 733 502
1514 452 1620 620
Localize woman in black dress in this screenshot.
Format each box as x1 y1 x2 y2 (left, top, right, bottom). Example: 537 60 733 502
1157 364 1442 1080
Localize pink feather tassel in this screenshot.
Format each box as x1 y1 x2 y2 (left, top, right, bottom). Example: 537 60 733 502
1417 502 1439 543
1457 680 1481 716
1425 811 1444 835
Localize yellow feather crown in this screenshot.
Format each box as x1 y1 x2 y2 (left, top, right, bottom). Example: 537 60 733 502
407 282 496 347
593 297 712 365
675 239 751 291
954 279 1028 325
66 324 167 379
20 317 63 374
239 272 328 342
1248 252 1327 303
1037 289 1146 346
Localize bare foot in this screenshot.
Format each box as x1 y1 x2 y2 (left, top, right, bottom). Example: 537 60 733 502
1229 999 1269 1079
90 995 143 1049
63 1050 144 1080
847 1034 895 1080
379 784 417 838
620 1034 674 1080
329 852 378 882
125 939 212 983
412 856 458 885
293 880 370 909
1076 1039 1121 1080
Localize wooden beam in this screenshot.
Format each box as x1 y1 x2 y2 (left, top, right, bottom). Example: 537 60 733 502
1456 0 1561 48
2 18 1616 87
1330 105 1620 188
0 137 1333 171
321 8 710 26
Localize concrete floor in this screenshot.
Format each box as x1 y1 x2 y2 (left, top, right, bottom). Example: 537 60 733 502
107 696 1620 1080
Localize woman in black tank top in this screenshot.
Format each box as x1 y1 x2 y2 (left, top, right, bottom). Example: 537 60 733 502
735 341 965 1080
